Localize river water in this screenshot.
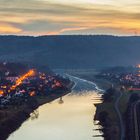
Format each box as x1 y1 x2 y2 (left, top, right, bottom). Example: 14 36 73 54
8 74 103 140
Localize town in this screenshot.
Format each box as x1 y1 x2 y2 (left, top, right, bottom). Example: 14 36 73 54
97 65 140 90
0 62 71 109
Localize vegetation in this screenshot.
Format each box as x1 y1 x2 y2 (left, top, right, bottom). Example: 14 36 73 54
95 87 120 140
0 35 140 68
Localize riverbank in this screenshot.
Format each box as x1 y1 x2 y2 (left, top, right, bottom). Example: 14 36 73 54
0 83 73 140
64 69 112 90
94 88 123 140
66 70 121 140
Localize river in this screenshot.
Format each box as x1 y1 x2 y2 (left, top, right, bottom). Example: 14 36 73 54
8 74 103 140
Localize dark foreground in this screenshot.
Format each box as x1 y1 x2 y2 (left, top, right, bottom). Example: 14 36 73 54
0 87 73 140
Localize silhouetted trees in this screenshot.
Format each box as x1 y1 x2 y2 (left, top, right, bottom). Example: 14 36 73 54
102 88 115 102
0 35 140 68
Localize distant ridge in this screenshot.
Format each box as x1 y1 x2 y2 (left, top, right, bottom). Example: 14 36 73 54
0 35 140 69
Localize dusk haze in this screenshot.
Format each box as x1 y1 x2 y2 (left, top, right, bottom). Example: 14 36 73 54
0 1 140 140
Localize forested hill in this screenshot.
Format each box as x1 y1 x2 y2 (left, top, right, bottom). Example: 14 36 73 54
0 35 140 69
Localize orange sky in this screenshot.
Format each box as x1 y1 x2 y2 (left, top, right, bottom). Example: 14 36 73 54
0 0 140 35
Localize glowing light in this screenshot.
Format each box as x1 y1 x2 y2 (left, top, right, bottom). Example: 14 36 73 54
10 69 35 90
0 90 4 95
1 86 7 89
30 91 36 97
137 64 140 68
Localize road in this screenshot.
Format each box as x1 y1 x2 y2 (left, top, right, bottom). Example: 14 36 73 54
133 101 140 140
114 91 125 140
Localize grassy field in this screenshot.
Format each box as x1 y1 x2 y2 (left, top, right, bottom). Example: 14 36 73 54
95 102 117 121
119 90 140 114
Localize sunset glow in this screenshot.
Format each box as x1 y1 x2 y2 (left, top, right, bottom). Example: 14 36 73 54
0 0 140 35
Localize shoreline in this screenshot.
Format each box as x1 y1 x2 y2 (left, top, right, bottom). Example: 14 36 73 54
2 72 109 140
65 73 105 93
94 83 122 140
0 87 73 140
68 72 120 140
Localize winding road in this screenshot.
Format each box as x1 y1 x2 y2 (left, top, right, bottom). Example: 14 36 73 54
133 101 140 140
115 91 125 140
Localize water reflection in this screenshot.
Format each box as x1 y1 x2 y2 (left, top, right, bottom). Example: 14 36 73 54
30 110 39 120
58 97 64 104
8 73 104 140
8 91 103 140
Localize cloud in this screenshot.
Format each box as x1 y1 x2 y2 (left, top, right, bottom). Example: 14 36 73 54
0 0 140 35
0 23 22 34
44 27 90 35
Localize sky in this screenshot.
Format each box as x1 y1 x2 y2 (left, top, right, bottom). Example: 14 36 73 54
0 0 140 35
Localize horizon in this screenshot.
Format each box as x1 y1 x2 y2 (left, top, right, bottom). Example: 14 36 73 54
0 0 140 36
0 34 140 37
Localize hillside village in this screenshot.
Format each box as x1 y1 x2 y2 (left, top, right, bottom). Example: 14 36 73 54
97 65 140 90
0 62 71 109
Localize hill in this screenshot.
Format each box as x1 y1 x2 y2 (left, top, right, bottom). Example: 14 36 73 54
0 35 140 69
